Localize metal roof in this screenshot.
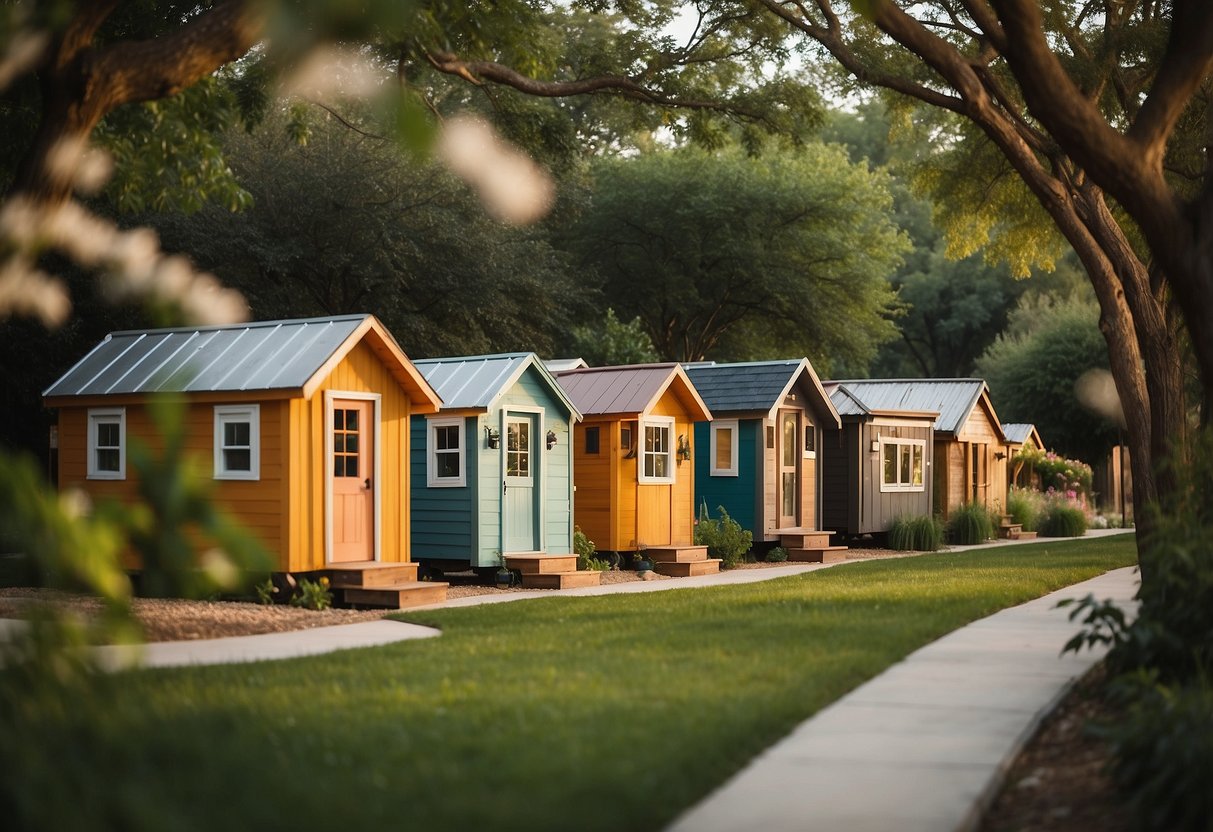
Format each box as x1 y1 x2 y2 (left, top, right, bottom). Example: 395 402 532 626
42 314 443 414
825 378 994 436
413 353 580 418
684 359 840 427
1001 423 1037 445
543 357 588 372
554 363 711 420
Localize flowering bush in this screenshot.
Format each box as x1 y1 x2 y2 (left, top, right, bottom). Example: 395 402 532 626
1013 447 1093 499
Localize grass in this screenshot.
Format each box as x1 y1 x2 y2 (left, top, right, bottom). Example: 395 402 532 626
3 536 1137 831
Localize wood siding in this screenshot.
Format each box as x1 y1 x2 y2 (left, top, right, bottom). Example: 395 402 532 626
570 418 619 550
693 419 759 537
859 422 933 534
409 416 477 562
936 400 1008 519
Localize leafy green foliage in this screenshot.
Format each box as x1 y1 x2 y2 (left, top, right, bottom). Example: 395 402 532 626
573 526 610 571
1005 487 1043 533
0 536 1135 831
694 504 753 569
764 546 789 563
945 503 994 545
1013 448 1094 499
1037 502 1088 538
887 514 943 552
558 144 905 369
290 577 333 611
569 308 657 367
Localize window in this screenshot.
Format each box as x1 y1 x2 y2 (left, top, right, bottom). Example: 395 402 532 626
214 405 260 480
639 417 674 483
87 408 125 479
880 439 925 492
804 424 816 457
766 425 775 449
427 417 465 487
710 419 739 477
506 418 531 479
585 426 600 455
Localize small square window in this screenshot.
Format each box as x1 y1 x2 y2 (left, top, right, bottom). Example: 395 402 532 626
585 426 600 455
214 405 260 480
427 417 465 487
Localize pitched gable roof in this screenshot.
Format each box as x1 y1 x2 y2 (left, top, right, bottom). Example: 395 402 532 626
554 363 711 421
1002 423 1042 447
43 314 441 412
685 359 840 427
413 352 580 419
826 378 1003 440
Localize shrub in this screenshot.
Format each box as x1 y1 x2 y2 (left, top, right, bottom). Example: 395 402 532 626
1038 501 1088 537
1005 487 1044 532
887 515 943 551
764 546 789 563
945 502 994 545
573 526 597 571
290 576 332 610
694 505 753 569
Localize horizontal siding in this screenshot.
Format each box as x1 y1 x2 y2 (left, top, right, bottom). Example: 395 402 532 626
694 420 758 536
409 415 476 562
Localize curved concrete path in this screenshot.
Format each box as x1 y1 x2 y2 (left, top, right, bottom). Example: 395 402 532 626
666 564 1140 832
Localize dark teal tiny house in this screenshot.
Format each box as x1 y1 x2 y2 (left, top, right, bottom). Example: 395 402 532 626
686 360 840 544
410 353 583 577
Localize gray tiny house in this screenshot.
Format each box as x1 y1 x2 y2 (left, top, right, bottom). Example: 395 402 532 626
820 382 937 537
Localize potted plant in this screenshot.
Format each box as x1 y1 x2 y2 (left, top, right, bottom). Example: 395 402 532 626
634 546 653 575
494 552 513 589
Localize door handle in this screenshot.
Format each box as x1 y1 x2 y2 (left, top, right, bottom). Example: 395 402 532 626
364 478 371 490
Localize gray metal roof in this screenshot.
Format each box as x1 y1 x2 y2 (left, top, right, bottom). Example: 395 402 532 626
44 315 373 397
413 353 579 418
1002 423 1036 444
825 378 991 435
554 363 711 420
684 359 839 426
543 357 587 372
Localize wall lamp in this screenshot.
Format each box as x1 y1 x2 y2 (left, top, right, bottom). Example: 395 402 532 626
677 434 691 464
485 426 500 449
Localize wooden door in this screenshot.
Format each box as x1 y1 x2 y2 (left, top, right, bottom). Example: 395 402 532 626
778 409 800 528
503 413 539 552
331 399 374 563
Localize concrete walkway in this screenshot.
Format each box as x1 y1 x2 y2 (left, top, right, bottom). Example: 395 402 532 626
666 565 1140 832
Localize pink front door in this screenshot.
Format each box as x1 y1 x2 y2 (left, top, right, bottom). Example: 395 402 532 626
331 399 374 563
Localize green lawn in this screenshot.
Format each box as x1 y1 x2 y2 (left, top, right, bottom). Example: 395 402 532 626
5 536 1136 831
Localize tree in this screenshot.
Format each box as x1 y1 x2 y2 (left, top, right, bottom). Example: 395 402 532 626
977 294 1120 463
558 144 905 371
568 308 658 367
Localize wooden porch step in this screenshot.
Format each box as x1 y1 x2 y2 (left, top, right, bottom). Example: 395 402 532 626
337 580 448 609
1016 530 1038 540
520 570 603 589
778 529 837 550
654 558 722 577
786 546 850 563
998 523 1023 539
645 545 710 563
325 561 418 587
504 554 578 575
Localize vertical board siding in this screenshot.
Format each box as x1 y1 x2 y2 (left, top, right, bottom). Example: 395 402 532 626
820 424 852 534
649 394 696 546
571 419 615 550
408 415 476 563
694 419 759 537
866 424 932 533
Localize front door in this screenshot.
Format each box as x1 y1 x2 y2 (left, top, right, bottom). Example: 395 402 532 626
778 409 800 528
331 399 374 563
503 413 539 552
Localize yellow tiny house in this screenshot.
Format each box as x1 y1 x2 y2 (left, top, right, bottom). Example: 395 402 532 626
555 364 716 576
44 315 445 606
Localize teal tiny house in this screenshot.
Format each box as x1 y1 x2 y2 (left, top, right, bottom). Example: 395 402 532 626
686 359 845 561
410 353 593 587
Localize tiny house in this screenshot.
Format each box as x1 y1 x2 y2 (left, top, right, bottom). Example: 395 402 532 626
685 359 845 559
1002 423 1044 489
43 314 447 607
554 363 718 575
409 353 597 588
826 379 1010 520
820 382 938 537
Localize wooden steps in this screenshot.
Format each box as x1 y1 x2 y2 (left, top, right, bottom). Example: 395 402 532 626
325 561 448 609
778 528 848 563
998 515 1036 540
505 553 602 589
646 545 721 577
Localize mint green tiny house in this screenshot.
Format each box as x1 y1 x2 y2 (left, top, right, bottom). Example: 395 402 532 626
410 353 581 571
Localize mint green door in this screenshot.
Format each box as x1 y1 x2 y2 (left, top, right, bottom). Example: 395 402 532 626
504 413 539 552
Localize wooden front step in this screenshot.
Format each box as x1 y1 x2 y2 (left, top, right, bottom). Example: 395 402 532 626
325 561 418 587
504 554 578 574
645 545 710 563
654 558 722 577
338 581 448 609
520 571 603 589
786 546 849 563
999 523 1023 539
1016 530 1038 540
778 529 836 550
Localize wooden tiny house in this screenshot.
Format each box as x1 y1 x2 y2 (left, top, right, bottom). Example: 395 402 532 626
820 382 938 537
43 314 447 607
1002 423 1044 489
554 363 718 575
409 353 597 589
685 359 847 560
825 379 1010 520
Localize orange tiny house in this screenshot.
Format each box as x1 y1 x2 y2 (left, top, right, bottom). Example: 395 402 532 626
554 364 717 575
43 315 445 606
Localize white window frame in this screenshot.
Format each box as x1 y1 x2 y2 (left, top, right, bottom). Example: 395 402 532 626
427 416 466 487
879 438 926 493
87 407 126 480
213 404 260 481
638 416 675 484
709 419 739 477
